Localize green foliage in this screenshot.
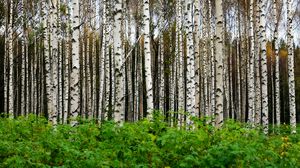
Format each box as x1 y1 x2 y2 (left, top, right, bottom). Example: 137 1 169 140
1 115 300 167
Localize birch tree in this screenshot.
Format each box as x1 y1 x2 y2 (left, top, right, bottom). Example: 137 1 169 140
176 0 185 126
143 0 153 118
259 0 269 134
208 0 215 123
287 0 296 133
202 1 209 119
273 0 280 126
7 0 14 117
70 0 80 126
49 0 59 125
194 0 201 118
248 0 255 124
215 0 224 127
113 0 125 122
254 0 262 126
99 0 107 121
21 0 26 116
185 0 196 125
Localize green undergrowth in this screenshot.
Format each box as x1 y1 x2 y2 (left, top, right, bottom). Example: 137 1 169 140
0 115 300 168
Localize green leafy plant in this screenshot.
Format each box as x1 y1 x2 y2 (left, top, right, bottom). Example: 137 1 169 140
0 115 300 167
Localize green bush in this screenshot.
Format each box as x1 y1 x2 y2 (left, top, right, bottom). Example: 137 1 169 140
0 115 300 167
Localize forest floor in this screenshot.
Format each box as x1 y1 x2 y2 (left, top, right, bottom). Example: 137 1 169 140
0 115 300 167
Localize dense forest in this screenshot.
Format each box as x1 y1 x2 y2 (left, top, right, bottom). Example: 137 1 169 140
1 0 300 167
0 0 299 134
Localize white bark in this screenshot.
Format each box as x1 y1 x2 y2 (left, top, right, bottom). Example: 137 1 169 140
255 2 262 126
113 0 125 122
70 0 80 126
177 0 184 126
143 0 154 118
43 0 53 122
64 35 70 124
63 2 71 124
57 0 63 123
21 0 26 116
248 0 255 124
194 0 200 118
208 0 215 125
8 0 14 118
86 32 92 119
99 0 107 121
236 13 241 122
159 29 165 112
215 0 224 127
186 0 196 126
273 0 280 126
50 0 58 125
202 1 209 119
287 0 296 134
259 0 269 134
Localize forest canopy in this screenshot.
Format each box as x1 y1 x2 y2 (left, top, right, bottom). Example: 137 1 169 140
0 0 299 134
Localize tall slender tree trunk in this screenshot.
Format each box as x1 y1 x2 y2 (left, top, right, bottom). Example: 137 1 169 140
44 0 53 121
236 4 241 122
8 0 14 118
194 0 201 118
185 0 195 126
255 1 262 126
208 0 215 123
202 1 209 120
70 0 80 126
248 0 256 124
215 0 224 127
99 0 107 121
113 0 125 122
143 0 154 118
287 0 296 133
21 0 26 116
273 0 280 126
177 0 184 126
259 0 269 134
63 1 71 123
50 0 58 125
159 19 165 112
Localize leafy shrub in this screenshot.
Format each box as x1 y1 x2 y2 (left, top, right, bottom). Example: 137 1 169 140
0 115 300 167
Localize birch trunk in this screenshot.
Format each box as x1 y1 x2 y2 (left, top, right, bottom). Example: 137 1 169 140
255 1 262 126
70 0 80 126
287 0 296 133
63 2 71 123
259 0 269 134
43 0 53 121
236 7 241 122
159 30 165 112
4 11 7 114
8 0 14 118
48 0 58 125
215 0 224 127
86 32 92 119
57 0 62 123
176 0 184 126
194 0 200 118
64 35 70 124
186 0 196 126
143 0 154 118
113 0 125 122
99 0 107 121
273 0 280 126
202 1 209 119
248 0 255 124
208 0 214 123
21 0 26 116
